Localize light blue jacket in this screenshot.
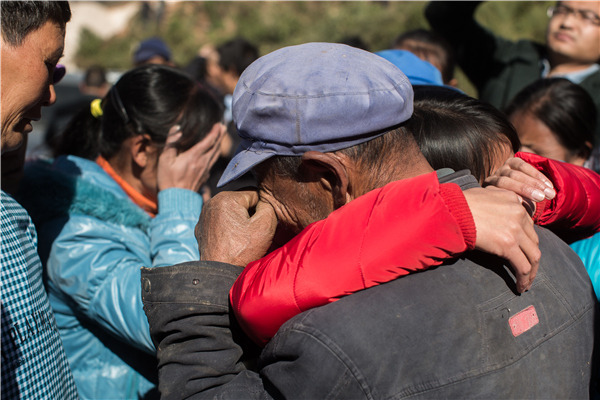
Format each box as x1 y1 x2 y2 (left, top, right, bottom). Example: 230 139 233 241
571 232 600 301
20 155 202 399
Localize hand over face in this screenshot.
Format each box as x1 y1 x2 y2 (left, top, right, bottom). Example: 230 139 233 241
196 190 278 267
484 157 556 215
463 186 540 293
157 123 226 192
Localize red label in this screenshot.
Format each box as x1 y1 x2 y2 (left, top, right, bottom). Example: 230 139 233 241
509 305 539 337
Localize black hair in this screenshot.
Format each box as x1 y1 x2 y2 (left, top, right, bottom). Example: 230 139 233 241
1 1 71 46
217 37 259 77
393 28 456 84
409 86 520 183
54 64 223 160
504 77 596 160
184 56 209 82
100 64 223 158
51 104 102 160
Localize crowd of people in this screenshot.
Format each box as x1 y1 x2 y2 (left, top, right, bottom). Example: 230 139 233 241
1 1 599 399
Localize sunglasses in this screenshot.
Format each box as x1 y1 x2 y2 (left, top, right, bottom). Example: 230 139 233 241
52 64 66 84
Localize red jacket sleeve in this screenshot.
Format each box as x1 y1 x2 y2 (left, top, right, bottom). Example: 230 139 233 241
230 172 475 346
516 152 600 243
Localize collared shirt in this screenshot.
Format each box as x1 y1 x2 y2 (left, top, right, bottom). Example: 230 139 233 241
541 59 600 84
1 191 78 399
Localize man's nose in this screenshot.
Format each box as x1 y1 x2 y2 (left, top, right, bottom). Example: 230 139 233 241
560 10 578 27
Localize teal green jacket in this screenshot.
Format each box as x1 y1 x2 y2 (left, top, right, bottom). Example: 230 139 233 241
425 1 600 144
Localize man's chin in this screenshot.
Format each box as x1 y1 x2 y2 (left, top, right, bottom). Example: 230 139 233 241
16 118 34 135
1 141 22 155
1 130 26 155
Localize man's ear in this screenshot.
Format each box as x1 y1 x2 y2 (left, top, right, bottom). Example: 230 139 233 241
130 134 152 168
301 151 351 209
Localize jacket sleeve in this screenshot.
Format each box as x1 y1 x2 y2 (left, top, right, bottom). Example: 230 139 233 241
142 263 261 400
425 1 516 90
230 171 476 346
517 152 600 243
142 263 368 400
46 188 202 353
150 188 203 267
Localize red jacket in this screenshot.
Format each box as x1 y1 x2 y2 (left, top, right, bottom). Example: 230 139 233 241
519 152 600 243
231 155 600 346
231 171 475 346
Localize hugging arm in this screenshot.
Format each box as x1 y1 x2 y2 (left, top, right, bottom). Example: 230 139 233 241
231 171 539 346
486 152 600 243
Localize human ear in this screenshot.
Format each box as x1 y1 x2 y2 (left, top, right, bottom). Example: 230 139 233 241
301 151 351 209
565 141 593 167
582 141 593 160
130 134 153 168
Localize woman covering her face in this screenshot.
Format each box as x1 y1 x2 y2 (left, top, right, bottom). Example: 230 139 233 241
19 64 225 399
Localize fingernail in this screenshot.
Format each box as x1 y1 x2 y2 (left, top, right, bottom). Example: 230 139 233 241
169 125 181 135
532 189 545 201
543 180 553 188
544 187 556 199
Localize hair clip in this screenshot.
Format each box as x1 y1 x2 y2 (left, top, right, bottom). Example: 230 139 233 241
90 98 103 118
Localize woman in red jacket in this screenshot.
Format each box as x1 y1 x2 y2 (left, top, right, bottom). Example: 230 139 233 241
231 86 600 347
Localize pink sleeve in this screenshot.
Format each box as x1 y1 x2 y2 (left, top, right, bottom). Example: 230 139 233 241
230 172 475 346
517 152 600 243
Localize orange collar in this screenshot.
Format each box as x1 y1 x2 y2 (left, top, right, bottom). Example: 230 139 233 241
96 156 157 217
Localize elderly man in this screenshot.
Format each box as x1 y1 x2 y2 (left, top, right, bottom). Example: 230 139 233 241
141 43 595 399
426 1 600 143
0 2 78 399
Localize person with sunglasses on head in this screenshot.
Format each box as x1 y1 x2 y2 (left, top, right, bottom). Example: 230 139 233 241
0 2 78 399
426 1 600 144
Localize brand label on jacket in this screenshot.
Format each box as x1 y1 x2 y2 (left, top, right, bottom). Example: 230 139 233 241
509 305 539 337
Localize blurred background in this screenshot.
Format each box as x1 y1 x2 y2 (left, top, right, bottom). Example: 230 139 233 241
30 0 554 156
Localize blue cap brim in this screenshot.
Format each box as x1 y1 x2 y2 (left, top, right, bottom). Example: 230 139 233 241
216 145 277 187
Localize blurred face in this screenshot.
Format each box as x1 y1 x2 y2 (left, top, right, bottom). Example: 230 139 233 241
546 1 600 65
136 55 174 68
205 51 227 92
510 110 585 165
1 21 65 154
